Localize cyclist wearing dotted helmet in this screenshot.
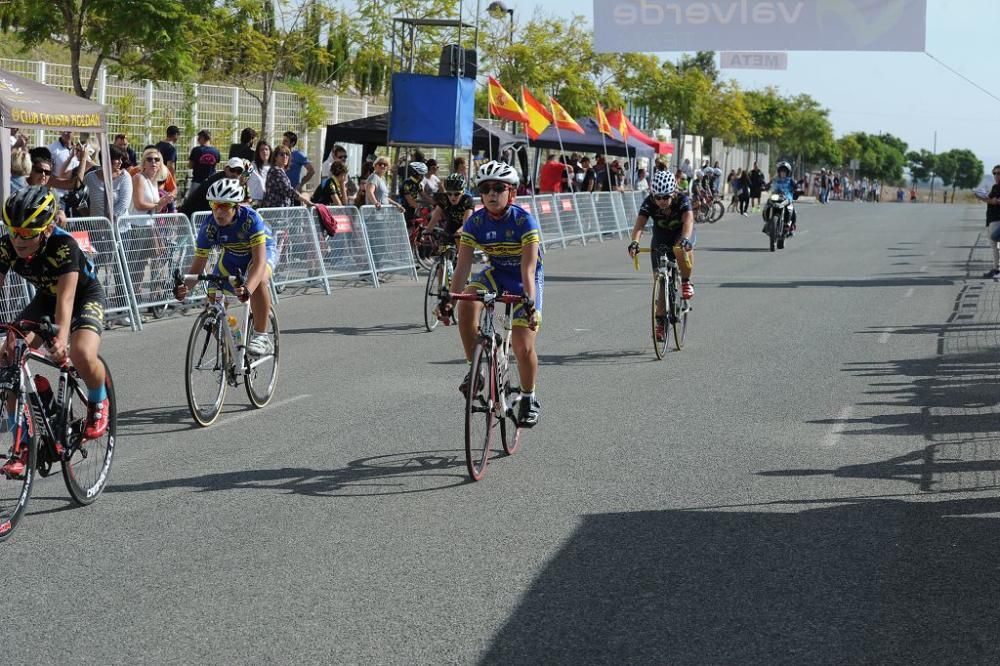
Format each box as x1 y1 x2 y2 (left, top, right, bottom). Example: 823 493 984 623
0 186 110 456
425 173 474 240
174 178 277 356
627 169 696 342
437 160 543 428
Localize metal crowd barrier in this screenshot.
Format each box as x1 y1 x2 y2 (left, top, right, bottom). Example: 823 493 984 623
115 213 197 322
555 193 586 246
0 273 32 326
258 207 331 295
575 193 604 242
621 191 641 230
316 206 378 287
530 195 566 250
67 215 141 331
592 192 623 239
359 206 418 281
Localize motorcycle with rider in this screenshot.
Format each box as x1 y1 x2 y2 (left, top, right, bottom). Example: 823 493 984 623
762 161 801 252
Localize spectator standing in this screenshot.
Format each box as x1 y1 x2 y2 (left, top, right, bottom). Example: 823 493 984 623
727 169 739 212
635 168 649 192
128 148 175 298
180 157 246 217
422 158 441 206
48 131 78 197
749 162 765 212
538 154 567 194
579 157 596 193
313 161 348 206
330 146 359 199
188 129 220 187
247 141 272 203
365 156 403 210
280 131 314 191
737 169 751 216
594 155 610 191
982 165 1000 277
9 148 30 193
229 127 257 161
910 185 917 203
609 160 625 191
113 134 138 169
155 125 180 175
85 144 133 222
263 145 311 208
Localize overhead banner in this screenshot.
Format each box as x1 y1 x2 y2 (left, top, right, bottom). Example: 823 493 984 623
594 0 927 53
720 51 788 70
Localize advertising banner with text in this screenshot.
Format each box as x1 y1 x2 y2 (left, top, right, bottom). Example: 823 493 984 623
720 51 788 69
594 0 927 53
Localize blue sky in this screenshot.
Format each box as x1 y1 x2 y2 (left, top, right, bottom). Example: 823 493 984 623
483 0 1000 169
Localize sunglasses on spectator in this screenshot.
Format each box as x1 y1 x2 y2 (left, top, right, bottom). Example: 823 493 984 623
477 183 508 195
145 156 161 163
31 167 52 176
8 226 44 239
375 162 388 168
209 201 237 210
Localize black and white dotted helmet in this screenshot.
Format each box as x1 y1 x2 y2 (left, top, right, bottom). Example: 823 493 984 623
650 169 677 196
475 160 519 186
205 178 245 204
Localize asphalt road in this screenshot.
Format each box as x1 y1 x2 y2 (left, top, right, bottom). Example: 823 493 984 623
4 200 1000 665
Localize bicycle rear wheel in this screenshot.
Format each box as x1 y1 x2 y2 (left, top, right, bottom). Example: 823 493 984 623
671 273 688 351
185 309 229 426
423 258 444 332
245 308 280 408
62 356 116 505
465 340 497 481
651 273 668 360
0 399 39 542
499 343 521 455
711 201 725 222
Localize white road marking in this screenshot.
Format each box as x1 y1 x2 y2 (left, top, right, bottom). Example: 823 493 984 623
573 328 590 332
878 330 893 344
821 406 854 448
904 288 914 298
205 393 311 427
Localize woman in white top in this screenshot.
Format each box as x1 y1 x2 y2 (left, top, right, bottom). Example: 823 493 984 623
248 141 271 203
82 145 133 298
127 148 174 298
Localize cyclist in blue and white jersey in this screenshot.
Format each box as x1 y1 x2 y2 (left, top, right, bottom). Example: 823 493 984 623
437 161 543 428
173 179 276 356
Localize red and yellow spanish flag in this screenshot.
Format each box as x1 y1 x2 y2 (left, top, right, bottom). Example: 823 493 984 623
595 103 614 137
617 109 630 143
549 97 584 134
521 86 552 140
488 76 528 123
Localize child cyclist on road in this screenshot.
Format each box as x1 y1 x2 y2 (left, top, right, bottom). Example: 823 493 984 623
173 178 276 356
437 161 543 428
0 186 110 477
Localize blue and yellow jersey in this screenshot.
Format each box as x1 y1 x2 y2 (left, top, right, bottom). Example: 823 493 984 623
459 204 543 276
195 205 275 259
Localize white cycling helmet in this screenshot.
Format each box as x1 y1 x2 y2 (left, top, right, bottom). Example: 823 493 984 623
694 169 703 178
408 161 428 176
475 160 519 186
205 178 244 204
777 161 792 174
649 169 676 196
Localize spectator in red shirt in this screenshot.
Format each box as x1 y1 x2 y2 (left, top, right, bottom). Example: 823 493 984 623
538 154 568 193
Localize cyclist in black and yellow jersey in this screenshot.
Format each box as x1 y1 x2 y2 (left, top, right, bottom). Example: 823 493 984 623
424 174 474 241
0 187 109 460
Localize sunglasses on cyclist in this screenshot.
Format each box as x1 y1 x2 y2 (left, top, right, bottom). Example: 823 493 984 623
7 226 44 239
445 191 464 197
477 183 508 195
209 201 237 210
653 194 672 201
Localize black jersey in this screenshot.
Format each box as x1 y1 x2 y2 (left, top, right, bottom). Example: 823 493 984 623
433 192 474 235
638 193 692 243
0 227 99 298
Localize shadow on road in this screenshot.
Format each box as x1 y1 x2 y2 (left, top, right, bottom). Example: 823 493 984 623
544 275 638 283
107 449 482 497
281 322 423 336
717 276 956 289
538 349 651 366
481 497 1000 664
117 404 210 437
698 246 772 253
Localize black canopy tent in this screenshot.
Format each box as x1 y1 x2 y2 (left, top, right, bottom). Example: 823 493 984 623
322 113 523 164
529 117 656 161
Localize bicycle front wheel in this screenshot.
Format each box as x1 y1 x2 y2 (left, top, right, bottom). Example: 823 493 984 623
423 258 444 332
465 340 497 481
0 399 39 542
185 309 229 426
671 273 688 351
245 308 280 408
62 356 116 505
711 201 725 222
651 273 668 360
499 343 522 455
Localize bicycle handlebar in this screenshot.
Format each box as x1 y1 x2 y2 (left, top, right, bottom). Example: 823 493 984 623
631 247 651 271
448 292 528 306
173 269 245 288
3 317 60 342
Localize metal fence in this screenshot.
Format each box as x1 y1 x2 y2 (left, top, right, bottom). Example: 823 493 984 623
65 216 141 330
575 193 603 242
555 194 586 246
317 206 378 287
591 192 623 239
358 206 418 280
529 195 566 250
258 207 331 294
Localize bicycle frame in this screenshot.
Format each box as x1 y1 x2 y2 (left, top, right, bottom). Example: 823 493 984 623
451 291 522 417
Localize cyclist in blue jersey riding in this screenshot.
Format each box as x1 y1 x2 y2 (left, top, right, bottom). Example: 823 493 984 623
765 161 798 234
173 178 276 356
627 170 695 342
0 186 110 477
437 161 543 428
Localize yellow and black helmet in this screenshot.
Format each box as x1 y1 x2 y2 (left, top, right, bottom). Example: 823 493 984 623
3 185 59 231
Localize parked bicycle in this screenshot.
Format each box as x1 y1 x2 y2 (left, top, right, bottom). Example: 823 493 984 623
632 247 690 359
449 290 526 481
0 318 116 542
173 271 280 426
422 228 458 331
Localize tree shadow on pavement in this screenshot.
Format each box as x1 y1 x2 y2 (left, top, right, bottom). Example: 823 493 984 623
107 448 483 497
543 275 639 283
537 349 651 366
716 276 956 289
697 246 772 253
481 496 1000 665
281 323 423 336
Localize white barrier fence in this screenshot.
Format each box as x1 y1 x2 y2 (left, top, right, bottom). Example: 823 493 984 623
26 191 698 333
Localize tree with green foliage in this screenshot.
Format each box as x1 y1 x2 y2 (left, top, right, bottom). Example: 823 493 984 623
842 132 907 184
935 148 984 201
905 149 936 184
0 0 214 98
777 94 838 174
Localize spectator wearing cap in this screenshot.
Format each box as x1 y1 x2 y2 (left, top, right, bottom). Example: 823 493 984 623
229 127 257 162
180 157 251 217
263 145 311 208
281 131 314 191
188 129 220 186
156 125 180 175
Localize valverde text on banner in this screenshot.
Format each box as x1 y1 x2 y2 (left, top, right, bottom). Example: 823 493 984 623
593 0 927 53
720 51 788 70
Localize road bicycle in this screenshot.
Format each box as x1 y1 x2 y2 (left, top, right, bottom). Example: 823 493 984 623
174 271 280 427
449 291 526 481
633 247 690 359
422 228 458 332
0 318 116 542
